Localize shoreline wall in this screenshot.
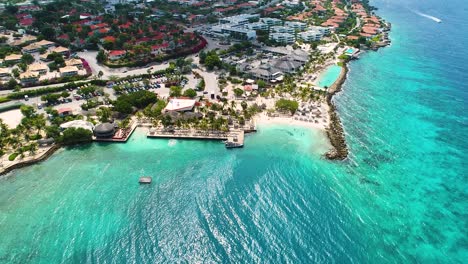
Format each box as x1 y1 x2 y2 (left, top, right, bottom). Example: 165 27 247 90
325 64 349 160
0 145 61 176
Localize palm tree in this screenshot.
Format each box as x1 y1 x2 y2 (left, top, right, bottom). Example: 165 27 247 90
29 143 38 156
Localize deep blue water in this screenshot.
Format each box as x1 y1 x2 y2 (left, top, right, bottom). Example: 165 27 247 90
0 0 467 263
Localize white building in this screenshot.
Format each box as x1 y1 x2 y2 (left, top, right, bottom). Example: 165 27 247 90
260 17 283 27
285 21 307 31
212 25 257 40
219 14 259 26
270 26 295 34
246 22 268 31
269 33 295 44
164 99 196 112
311 26 331 35
299 30 323 42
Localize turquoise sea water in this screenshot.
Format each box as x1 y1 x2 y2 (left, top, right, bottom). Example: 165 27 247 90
317 65 342 88
1 0 467 262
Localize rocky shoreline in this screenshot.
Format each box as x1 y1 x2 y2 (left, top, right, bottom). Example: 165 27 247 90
0 145 61 176
325 64 349 160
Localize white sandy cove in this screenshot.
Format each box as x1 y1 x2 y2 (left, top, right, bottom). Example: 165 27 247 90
255 112 329 131
253 96 330 131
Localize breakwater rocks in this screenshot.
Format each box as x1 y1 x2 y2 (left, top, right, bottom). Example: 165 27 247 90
0 145 61 176
325 64 349 160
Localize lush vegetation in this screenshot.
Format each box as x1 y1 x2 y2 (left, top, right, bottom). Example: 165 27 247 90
58 127 93 145
275 99 299 114
113 90 157 115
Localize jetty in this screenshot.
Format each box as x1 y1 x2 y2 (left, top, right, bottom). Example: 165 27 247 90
147 128 245 147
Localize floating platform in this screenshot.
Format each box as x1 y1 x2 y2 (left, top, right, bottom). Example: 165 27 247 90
139 176 152 184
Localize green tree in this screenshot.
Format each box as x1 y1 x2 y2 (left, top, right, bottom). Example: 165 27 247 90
204 53 221 70
240 101 248 111
161 115 172 128
45 125 61 139
21 54 34 65
59 127 93 145
20 105 36 119
257 80 267 89
183 88 197 98
233 88 244 97
96 107 112 123
169 86 182 97
7 78 18 89
275 99 299 114
113 100 132 115
96 50 106 63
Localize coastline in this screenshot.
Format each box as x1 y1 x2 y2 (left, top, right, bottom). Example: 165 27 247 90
0 144 61 176
324 63 349 160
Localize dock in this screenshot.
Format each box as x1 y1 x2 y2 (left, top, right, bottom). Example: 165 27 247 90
139 176 152 184
147 129 245 146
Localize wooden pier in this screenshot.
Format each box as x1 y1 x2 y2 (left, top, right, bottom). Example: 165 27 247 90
147 129 245 146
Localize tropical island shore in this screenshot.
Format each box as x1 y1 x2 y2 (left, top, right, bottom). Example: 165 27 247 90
0 0 390 174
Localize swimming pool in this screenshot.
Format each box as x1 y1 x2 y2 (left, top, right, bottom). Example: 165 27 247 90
317 65 342 88
346 48 355 54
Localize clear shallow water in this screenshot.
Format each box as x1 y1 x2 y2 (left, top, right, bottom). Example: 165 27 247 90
1 0 468 262
317 65 342 88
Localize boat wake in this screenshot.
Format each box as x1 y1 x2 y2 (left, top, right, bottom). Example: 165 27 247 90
414 10 442 23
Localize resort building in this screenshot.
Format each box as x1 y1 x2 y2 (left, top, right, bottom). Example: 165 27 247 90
108 50 126 61
51 46 70 57
311 26 331 35
299 30 323 42
248 66 283 81
164 98 196 112
39 52 51 61
219 14 259 26
151 43 169 55
271 57 303 74
22 43 41 53
211 25 257 40
3 54 22 64
19 71 39 84
246 22 268 31
0 68 10 77
65 58 83 69
260 17 283 27
270 26 295 34
28 63 48 75
35 40 55 48
269 33 295 44
284 21 307 31
57 107 73 117
59 66 79 77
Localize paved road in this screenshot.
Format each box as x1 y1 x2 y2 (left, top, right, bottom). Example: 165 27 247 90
78 51 170 79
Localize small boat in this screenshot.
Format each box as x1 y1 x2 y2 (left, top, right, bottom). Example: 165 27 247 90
225 141 243 149
139 176 152 184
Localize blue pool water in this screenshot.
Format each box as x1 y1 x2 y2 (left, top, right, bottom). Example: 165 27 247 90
316 64 342 88
346 48 355 54
1 0 467 262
